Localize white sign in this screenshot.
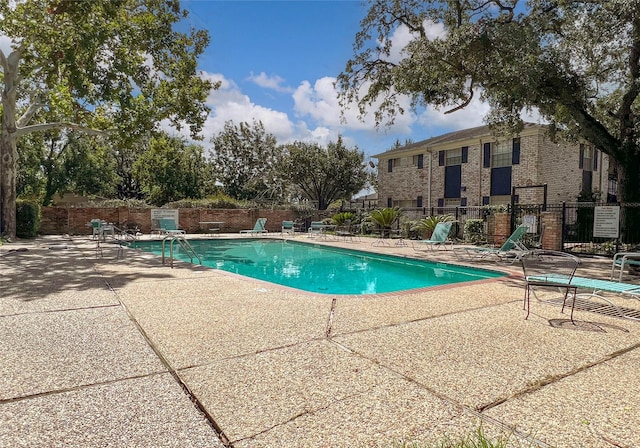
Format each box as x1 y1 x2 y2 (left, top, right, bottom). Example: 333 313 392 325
522 215 537 233
593 206 620 238
151 209 179 229
151 209 179 220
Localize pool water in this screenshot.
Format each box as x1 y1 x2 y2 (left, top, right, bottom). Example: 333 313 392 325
130 239 506 295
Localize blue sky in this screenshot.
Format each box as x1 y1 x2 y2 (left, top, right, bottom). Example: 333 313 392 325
180 0 517 161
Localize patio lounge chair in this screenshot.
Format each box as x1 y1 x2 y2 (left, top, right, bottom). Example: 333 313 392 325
307 221 324 236
240 218 268 234
281 220 295 236
522 255 640 321
158 218 186 235
611 252 640 281
456 224 529 263
520 250 581 322
563 276 640 320
412 222 454 251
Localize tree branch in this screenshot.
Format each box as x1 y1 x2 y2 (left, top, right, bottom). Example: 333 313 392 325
16 97 44 128
444 83 474 114
14 122 110 139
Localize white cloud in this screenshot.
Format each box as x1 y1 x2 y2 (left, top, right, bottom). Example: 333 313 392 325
169 71 342 148
417 90 489 131
292 76 416 136
386 19 447 64
247 71 293 93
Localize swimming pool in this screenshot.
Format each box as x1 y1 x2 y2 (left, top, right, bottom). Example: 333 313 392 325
130 239 506 295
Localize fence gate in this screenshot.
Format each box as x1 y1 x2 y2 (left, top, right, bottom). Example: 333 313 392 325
560 202 640 256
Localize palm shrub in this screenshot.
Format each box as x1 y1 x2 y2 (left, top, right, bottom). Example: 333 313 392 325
331 212 356 226
368 207 402 237
411 214 454 239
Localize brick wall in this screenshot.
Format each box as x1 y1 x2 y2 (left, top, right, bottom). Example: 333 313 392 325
40 207 304 235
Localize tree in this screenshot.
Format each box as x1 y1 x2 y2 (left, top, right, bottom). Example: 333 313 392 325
338 1 640 205
280 136 368 210
0 0 216 238
17 131 117 205
133 134 208 206
209 120 284 201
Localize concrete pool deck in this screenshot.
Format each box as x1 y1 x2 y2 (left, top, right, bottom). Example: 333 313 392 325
1 233 639 447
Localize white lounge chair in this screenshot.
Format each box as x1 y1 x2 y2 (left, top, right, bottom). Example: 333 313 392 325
611 252 640 281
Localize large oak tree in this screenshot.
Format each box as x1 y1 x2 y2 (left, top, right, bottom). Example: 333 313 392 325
338 0 640 205
281 136 368 210
0 0 216 238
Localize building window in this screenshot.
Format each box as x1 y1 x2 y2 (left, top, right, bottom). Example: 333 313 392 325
392 199 418 208
413 154 424 169
491 141 512 168
581 145 594 172
445 148 462 166
490 195 511 205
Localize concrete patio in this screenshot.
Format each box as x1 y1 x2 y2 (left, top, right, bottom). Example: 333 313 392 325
1 234 639 447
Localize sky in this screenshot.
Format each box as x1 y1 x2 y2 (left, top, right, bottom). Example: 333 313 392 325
0 0 540 162
180 0 520 161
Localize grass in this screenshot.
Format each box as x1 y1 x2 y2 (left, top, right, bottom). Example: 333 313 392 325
394 426 523 448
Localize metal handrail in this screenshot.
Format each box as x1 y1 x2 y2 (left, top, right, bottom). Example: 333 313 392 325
161 235 202 268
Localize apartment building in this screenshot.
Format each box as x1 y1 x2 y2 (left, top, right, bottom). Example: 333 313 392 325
373 123 611 209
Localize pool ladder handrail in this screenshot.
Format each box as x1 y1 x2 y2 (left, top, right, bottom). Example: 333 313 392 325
162 235 202 268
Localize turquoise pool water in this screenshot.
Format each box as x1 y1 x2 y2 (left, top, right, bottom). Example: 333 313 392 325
130 239 506 295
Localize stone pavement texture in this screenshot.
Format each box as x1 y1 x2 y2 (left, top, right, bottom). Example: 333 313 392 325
1 234 639 448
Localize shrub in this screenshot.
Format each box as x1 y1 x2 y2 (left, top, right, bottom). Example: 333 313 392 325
331 212 356 225
411 214 455 238
464 219 486 244
16 200 41 238
89 198 151 208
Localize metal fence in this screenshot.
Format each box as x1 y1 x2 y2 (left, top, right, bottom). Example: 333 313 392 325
556 202 640 256
341 201 640 255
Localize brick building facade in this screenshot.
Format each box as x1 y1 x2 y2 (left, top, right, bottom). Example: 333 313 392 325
374 123 611 208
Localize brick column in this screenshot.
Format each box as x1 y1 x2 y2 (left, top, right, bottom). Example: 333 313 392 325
492 213 511 247
540 211 562 251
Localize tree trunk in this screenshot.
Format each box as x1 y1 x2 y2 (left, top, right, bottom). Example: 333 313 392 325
617 145 640 243
0 122 18 239
1 51 19 240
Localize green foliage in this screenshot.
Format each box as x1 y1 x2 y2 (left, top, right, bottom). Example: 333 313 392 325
1 0 217 238
17 132 118 205
166 195 253 209
16 200 41 238
411 215 455 234
464 219 486 244
368 207 402 230
280 136 369 210
338 1 640 204
331 212 356 225
89 198 150 208
209 120 284 201
133 135 209 206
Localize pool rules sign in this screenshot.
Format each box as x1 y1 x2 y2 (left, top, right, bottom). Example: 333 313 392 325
593 206 620 238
